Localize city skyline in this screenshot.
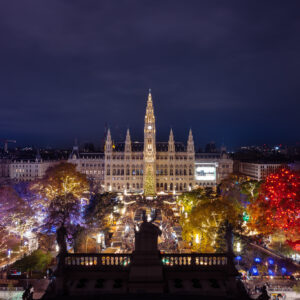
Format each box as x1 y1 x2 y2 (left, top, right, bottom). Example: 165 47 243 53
0 1 299 148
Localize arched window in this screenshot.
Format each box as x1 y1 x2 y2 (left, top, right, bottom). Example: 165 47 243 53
164 183 168 191
170 183 173 190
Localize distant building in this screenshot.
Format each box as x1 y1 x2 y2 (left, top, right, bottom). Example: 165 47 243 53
69 143 105 185
238 162 285 181
195 152 233 187
9 158 60 182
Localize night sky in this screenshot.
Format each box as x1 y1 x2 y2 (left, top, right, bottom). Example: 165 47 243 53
0 1 299 150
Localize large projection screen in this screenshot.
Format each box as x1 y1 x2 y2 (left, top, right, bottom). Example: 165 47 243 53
195 164 216 181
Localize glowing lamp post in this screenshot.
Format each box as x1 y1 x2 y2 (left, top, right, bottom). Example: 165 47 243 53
236 242 241 253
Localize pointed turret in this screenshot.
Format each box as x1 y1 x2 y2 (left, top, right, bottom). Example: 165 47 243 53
187 129 195 153
35 148 42 161
69 138 80 159
168 128 175 153
125 128 131 152
105 129 112 153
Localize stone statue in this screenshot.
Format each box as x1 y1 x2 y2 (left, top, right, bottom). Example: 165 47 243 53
135 210 161 253
130 209 164 292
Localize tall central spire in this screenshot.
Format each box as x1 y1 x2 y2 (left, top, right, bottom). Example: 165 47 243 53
144 89 156 196
145 89 155 125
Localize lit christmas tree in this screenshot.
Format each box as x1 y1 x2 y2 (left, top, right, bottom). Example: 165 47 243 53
144 165 156 196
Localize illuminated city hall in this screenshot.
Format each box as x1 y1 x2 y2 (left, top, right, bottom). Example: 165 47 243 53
68 90 233 194
5 91 233 192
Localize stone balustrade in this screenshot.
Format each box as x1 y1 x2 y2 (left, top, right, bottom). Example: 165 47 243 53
64 253 131 269
161 253 228 268
63 253 230 270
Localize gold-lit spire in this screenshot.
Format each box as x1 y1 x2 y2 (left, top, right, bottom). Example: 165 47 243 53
144 89 156 196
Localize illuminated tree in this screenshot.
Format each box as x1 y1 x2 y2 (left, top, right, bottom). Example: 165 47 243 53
0 225 8 254
30 163 89 250
248 168 300 237
219 175 260 208
178 188 211 213
144 165 156 196
0 186 35 245
179 188 243 252
85 192 121 230
76 192 123 252
31 162 89 206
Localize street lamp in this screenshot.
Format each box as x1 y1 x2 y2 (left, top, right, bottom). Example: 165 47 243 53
236 242 241 253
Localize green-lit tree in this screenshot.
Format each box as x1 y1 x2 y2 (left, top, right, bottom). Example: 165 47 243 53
179 188 243 252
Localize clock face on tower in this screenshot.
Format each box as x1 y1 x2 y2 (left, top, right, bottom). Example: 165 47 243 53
147 125 152 130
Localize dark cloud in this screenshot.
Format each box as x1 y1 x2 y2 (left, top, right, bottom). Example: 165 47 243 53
0 0 299 149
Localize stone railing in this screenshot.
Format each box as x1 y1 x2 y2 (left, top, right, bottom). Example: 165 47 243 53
161 253 229 269
64 253 131 269
63 253 230 271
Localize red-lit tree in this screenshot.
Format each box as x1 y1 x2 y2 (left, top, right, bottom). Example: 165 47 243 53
248 168 300 237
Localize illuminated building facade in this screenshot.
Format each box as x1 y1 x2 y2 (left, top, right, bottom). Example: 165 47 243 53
195 152 233 187
67 91 234 193
9 158 59 181
103 91 195 194
238 162 285 181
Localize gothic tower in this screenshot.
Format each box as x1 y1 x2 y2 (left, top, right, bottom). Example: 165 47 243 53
125 128 131 153
168 128 175 153
143 89 156 196
187 129 195 154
